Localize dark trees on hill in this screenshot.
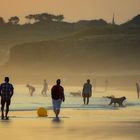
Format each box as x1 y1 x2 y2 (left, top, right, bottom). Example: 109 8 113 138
8 16 20 25
54 15 64 22
0 17 5 24
25 13 64 24
25 14 37 24
77 19 107 26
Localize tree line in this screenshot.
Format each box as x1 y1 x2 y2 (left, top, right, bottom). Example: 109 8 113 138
0 12 64 25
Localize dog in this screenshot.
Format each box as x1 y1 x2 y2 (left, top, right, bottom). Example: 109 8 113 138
105 96 126 107
70 91 81 97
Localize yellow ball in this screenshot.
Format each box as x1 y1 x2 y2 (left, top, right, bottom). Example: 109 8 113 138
37 107 48 117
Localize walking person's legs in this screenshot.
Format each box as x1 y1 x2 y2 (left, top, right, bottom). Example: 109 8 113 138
137 91 139 99
44 90 47 96
83 97 86 104
55 109 60 118
1 100 5 119
52 99 62 119
30 91 32 96
87 97 89 105
41 90 44 96
31 90 34 96
41 89 46 96
32 89 35 96
5 101 10 119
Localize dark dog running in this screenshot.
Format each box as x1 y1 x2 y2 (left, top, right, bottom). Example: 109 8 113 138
106 96 126 107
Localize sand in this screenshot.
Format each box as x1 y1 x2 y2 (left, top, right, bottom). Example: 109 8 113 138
0 108 140 140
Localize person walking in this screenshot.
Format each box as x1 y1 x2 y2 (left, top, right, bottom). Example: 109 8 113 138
41 79 48 96
136 83 140 99
51 79 65 120
0 77 14 120
82 79 92 105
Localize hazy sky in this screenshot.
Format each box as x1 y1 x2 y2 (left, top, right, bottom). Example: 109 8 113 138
0 0 140 24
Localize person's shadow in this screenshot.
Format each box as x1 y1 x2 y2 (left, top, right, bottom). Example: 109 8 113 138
52 117 63 123
0 118 12 126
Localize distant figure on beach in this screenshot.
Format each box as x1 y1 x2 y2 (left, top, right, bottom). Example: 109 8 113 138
26 84 35 96
41 79 48 96
0 77 14 120
136 83 140 99
51 79 65 120
105 79 109 92
82 79 92 105
70 90 81 97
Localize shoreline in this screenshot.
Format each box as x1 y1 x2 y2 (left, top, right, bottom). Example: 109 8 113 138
7 107 140 121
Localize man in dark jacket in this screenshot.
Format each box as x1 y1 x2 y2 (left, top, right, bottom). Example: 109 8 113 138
0 77 14 120
51 79 65 119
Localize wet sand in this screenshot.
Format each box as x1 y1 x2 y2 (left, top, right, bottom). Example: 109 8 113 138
0 109 140 140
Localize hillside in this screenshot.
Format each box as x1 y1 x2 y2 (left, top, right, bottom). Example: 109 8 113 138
0 19 107 65
0 13 140 65
0 14 140 84
2 33 140 74
122 14 140 27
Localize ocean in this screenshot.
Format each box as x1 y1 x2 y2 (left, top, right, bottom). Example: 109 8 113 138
10 85 140 111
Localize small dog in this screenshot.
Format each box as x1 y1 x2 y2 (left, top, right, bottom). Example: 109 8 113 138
70 91 81 97
106 96 126 107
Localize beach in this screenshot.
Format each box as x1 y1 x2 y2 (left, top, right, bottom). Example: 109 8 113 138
0 0 139 139
0 108 140 140
0 85 140 140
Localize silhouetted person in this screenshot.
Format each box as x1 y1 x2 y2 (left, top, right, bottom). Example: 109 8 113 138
82 79 92 105
0 77 14 120
105 79 109 92
26 84 35 96
136 83 140 99
41 79 48 96
51 79 65 120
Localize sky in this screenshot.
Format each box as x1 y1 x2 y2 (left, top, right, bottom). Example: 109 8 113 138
0 0 140 24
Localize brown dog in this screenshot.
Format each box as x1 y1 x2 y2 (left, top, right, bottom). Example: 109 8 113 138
106 96 126 107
